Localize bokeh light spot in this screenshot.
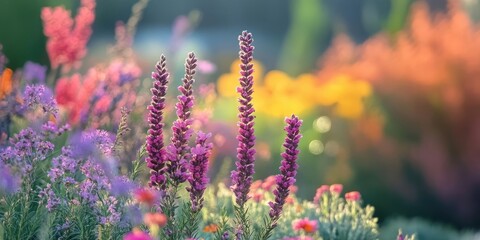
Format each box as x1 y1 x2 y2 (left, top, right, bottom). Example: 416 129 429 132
313 116 331 133
309 140 324 155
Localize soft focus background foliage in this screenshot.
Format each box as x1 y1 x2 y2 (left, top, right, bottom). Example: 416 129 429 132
2 0 480 235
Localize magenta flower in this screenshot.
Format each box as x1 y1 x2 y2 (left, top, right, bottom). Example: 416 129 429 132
292 218 318 233
166 52 197 184
146 55 170 190
231 30 257 207
268 115 303 221
187 131 213 212
123 229 153 240
283 237 314 240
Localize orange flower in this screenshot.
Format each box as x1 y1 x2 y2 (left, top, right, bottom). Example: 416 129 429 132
203 223 218 233
0 68 13 99
143 212 167 227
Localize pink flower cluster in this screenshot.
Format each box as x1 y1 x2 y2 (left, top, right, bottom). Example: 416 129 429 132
313 184 362 203
41 0 95 70
249 175 298 203
55 60 141 125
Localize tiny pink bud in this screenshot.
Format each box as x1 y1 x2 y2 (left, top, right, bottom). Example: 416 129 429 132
313 185 330 204
329 184 343 194
345 191 361 201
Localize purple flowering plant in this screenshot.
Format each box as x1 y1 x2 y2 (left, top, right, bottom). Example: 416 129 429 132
0 1 417 239
135 30 305 240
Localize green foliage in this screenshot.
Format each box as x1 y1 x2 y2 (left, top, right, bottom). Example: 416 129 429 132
384 0 413 35
380 218 477 240
0 156 48 240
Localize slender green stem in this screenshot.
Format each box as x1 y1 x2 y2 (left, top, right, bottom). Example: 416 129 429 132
234 204 251 240
161 182 181 240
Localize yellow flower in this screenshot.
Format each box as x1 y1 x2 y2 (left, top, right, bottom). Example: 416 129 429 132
217 59 263 97
216 60 371 119
254 71 317 118
316 74 371 118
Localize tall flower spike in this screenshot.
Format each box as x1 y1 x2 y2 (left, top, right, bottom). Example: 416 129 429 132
167 52 197 184
146 55 169 190
267 115 302 231
231 31 256 207
187 131 213 212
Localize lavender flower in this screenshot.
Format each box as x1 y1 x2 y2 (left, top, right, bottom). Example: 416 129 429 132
23 61 47 84
48 146 79 183
231 31 256 207
110 176 137 197
41 121 70 138
0 128 54 175
82 129 115 156
0 162 19 194
221 231 230 240
268 115 302 221
23 84 58 117
39 184 63 211
186 131 213 212
146 55 169 190
100 196 121 225
166 52 197 184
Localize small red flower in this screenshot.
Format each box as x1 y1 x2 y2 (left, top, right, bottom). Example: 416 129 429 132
292 218 318 233
134 188 157 206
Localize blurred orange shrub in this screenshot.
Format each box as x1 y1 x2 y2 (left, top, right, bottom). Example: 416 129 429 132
318 0 480 226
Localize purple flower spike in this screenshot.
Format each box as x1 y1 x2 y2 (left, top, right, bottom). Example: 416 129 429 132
187 131 212 212
146 55 170 190
268 115 302 221
231 30 256 207
167 52 197 184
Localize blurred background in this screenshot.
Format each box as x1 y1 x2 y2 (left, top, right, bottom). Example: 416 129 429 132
2 0 480 235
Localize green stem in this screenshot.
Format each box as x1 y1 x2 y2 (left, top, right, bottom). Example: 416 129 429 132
234 204 251 240
161 183 181 240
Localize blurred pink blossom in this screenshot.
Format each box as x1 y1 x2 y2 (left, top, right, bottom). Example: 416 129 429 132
41 0 95 70
329 184 343 195
345 191 361 201
292 218 318 233
123 228 152 240
197 60 216 74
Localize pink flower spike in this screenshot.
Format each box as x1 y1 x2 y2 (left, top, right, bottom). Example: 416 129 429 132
345 191 362 202
329 184 343 195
